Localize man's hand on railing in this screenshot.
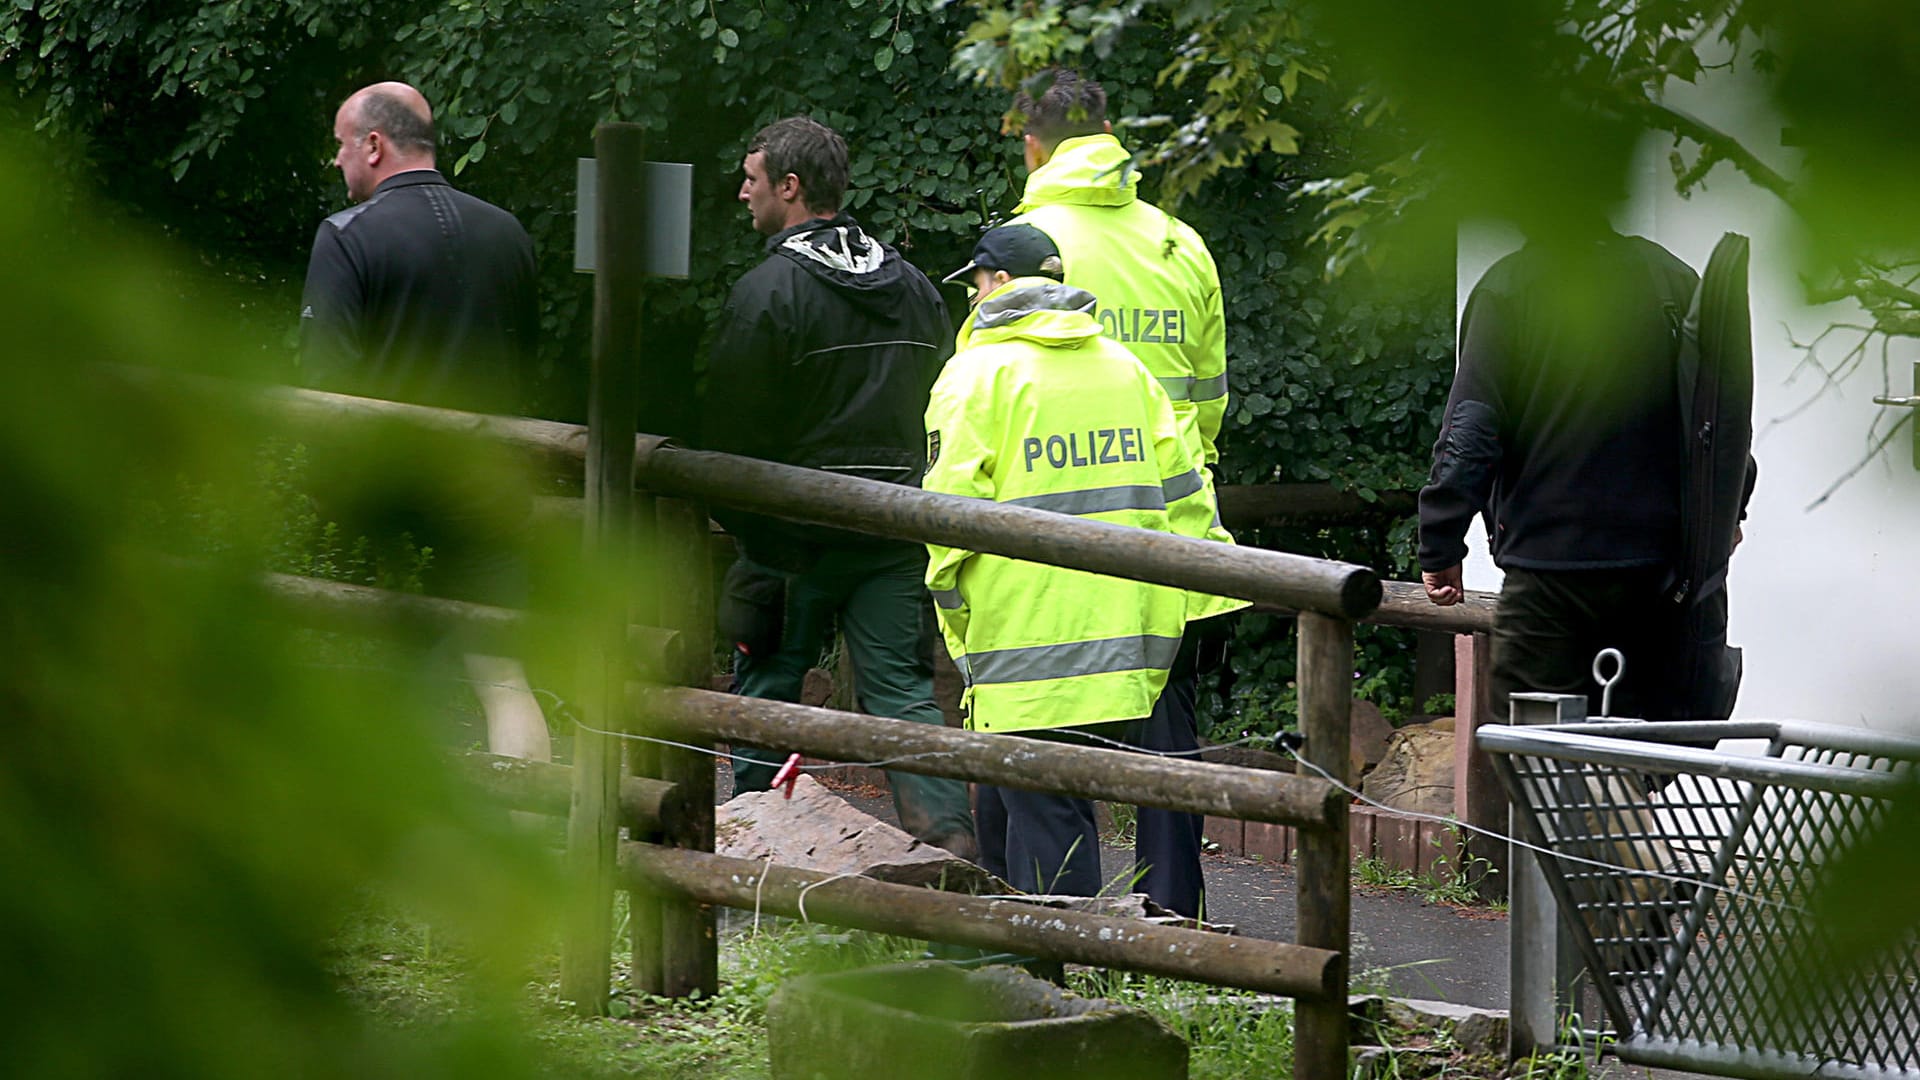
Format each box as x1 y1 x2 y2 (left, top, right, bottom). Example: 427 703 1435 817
1421 564 1464 607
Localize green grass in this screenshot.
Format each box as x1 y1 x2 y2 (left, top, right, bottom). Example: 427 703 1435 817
1101 801 1140 847
1353 853 1490 908
329 895 1568 1079
1509 1014 1610 1080
1352 828 1502 909
328 897 929 1078
1072 969 1298 1079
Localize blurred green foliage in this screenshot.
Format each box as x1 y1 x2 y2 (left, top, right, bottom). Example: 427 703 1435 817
140 440 434 591
0 120 582 1074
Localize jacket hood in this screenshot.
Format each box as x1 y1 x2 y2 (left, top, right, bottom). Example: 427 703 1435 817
1016 134 1139 212
768 214 916 317
958 279 1103 351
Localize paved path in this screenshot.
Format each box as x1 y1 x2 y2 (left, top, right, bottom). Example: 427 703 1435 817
1165 846 1512 1008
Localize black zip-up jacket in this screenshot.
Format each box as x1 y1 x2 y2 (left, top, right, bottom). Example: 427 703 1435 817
699 214 950 570
1418 232 1702 572
299 170 537 414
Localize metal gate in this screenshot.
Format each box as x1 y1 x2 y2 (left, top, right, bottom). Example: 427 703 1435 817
1479 718 1920 1080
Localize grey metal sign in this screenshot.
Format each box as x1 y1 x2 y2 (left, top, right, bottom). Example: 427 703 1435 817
574 158 692 278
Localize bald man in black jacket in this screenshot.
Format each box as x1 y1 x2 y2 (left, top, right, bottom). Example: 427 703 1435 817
300 82 536 414
300 81 548 761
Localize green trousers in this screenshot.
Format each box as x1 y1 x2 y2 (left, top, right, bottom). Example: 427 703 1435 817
730 546 976 845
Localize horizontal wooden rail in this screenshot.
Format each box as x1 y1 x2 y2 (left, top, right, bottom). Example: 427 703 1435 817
620 843 1342 1000
543 485 1420 533
452 751 687 833
116 371 1380 621
1375 580 1496 633
255 569 684 677
632 445 1380 620
1252 580 1497 634
542 490 1493 634
639 686 1343 831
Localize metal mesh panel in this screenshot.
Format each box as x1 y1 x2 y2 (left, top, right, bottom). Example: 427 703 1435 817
1487 721 1920 1080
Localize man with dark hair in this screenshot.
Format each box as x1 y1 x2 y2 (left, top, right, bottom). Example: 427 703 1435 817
299 80 547 763
743 118 849 225
1002 69 1244 917
700 116 977 860
1011 68 1108 148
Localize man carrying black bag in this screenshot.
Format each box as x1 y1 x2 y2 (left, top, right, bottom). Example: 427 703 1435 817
1418 224 1757 723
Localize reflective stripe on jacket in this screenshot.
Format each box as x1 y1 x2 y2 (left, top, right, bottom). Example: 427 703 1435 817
924 279 1211 733
1011 134 1247 621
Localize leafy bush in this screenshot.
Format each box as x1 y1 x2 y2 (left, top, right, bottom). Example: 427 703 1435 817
0 120 562 1078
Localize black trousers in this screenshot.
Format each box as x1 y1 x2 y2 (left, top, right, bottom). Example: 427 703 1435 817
1491 566 1738 725
1131 633 1206 917
975 626 1198 910
975 719 1140 898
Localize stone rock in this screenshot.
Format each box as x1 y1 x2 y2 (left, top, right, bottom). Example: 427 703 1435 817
717 774 999 893
769 962 1189 1080
800 667 834 707
1382 998 1509 1057
1348 995 1509 1058
1351 699 1396 776
1359 721 1456 817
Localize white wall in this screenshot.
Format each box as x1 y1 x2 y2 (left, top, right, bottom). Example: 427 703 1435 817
1455 79 1920 732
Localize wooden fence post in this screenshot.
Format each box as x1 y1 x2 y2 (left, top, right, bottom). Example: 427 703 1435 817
653 497 717 997
625 496 665 999
1294 612 1352 1080
1454 630 1509 900
561 122 648 1014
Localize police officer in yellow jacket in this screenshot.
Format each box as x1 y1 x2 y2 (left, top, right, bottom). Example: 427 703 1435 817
925 223 1212 899
1003 69 1245 915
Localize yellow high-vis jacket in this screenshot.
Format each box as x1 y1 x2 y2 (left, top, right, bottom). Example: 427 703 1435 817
924 279 1212 734
1010 132 1248 621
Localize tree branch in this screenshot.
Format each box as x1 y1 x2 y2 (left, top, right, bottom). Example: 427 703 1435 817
1636 101 1795 203
1806 411 1912 512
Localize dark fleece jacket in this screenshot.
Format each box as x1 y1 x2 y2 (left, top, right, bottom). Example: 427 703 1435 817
699 214 950 569
1419 231 1701 573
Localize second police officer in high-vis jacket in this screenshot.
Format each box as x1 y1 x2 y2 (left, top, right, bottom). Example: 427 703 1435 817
1001 69 1245 916
924 223 1214 900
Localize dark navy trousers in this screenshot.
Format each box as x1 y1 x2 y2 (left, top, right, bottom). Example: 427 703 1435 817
975 632 1206 916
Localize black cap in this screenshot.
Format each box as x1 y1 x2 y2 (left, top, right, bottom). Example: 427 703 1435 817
941 223 1064 286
